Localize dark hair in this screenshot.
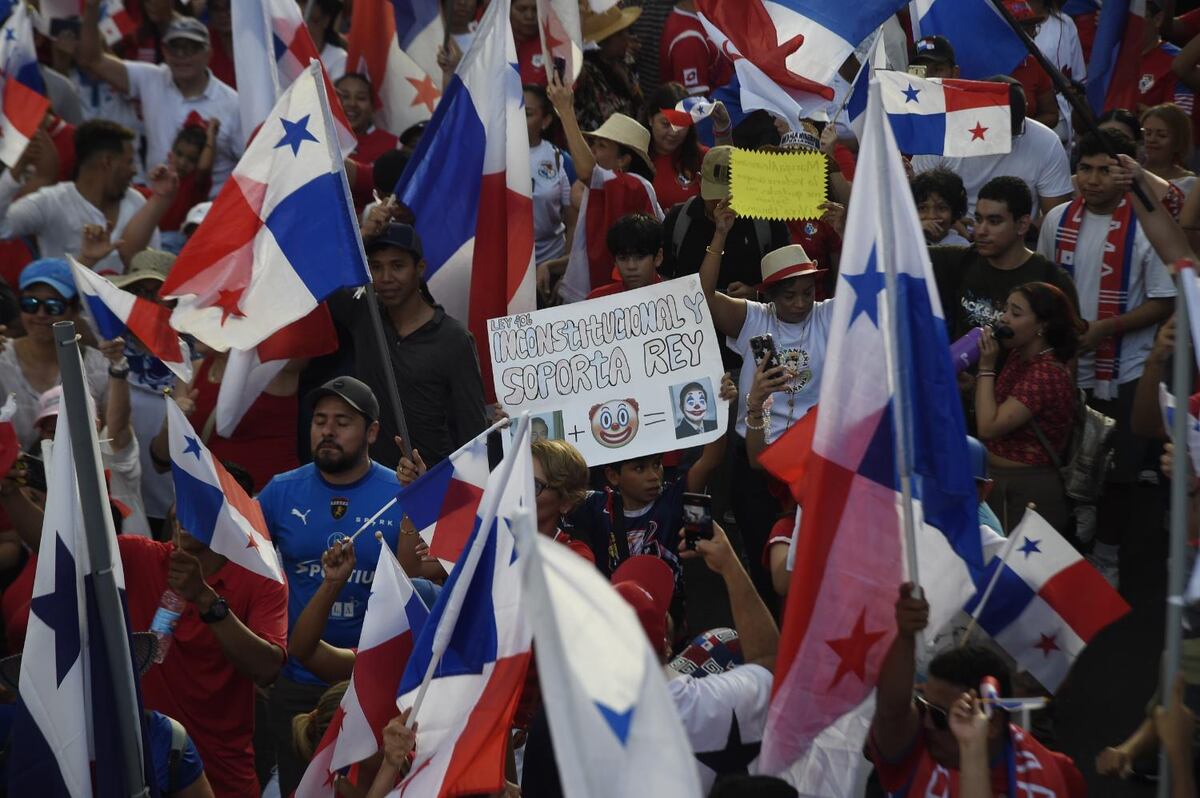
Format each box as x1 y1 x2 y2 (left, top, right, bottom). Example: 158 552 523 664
606 453 664 474
75 119 135 169
732 110 782 149
987 75 1026 134
335 71 373 97
1012 281 1085 362
1098 108 1141 142
523 83 565 144
1078 128 1137 160
606 213 663 258
221 459 256 495
172 124 207 152
928 644 1012 699
644 82 702 178
911 168 968 221
308 0 345 48
618 145 655 182
977 175 1034 220
676 381 708 413
708 775 799 798
373 149 410 194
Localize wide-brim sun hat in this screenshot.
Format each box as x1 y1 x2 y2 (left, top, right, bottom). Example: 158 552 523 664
583 113 655 174
757 244 827 292
582 5 642 44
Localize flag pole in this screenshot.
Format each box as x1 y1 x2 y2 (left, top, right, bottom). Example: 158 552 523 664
1160 281 1191 798
983 0 1154 211
309 58 415 459
869 80 922 600
958 511 1029 647
404 414 531 730
52 321 150 798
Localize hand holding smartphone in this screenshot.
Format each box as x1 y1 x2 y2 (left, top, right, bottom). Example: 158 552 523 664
682 493 713 550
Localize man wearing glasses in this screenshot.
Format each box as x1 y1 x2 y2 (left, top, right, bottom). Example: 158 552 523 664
77 6 242 198
868 584 1086 796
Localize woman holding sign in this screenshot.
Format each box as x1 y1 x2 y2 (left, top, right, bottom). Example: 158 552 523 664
700 200 834 600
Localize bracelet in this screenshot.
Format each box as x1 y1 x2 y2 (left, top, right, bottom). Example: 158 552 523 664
706 245 724 256
977 370 996 378
745 413 767 431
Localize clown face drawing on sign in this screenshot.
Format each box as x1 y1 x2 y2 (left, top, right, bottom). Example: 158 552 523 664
589 398 640 448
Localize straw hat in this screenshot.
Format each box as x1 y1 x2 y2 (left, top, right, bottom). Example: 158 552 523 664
584 113 655 173
758 244 826 291
582 5 642 44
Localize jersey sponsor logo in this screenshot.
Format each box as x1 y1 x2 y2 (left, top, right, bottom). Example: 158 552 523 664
327 531 349 549
537 160 556 180
1140 73 1156 94
291 507 312 525
683 67 699 87
802 222 817 237
330 496 349 520
294 559 376 584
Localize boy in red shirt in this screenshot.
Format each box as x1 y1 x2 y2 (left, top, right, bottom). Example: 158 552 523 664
586 212 665 299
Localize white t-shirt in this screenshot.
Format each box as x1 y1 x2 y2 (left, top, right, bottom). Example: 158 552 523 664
123 63 243 198
0 173 160 275
129 380 174 520
1037 202 1176 387
1035 13 1086 146
0 345 109 450
666 663 772 794
321 43 348 81
912 119 1073 217
102 430 150 537
530 139 572 263
731 299 835 442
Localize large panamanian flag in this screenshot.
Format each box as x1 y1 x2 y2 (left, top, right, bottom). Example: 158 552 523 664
0 1 50 168
346 0 441 136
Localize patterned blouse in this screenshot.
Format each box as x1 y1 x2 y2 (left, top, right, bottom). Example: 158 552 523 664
987 350 1075 466
573 54 644 133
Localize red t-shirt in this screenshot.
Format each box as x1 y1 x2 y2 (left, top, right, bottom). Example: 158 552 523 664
585 273 664 300
155 170 213 232
517 36 549 86
652 147 706 211
1010 55 1054 121
349 126 401 212
121 536 288 798
987 351 1074 466
1137 43 1194 112
208 31 236 89
786 218 840 300
47 116 76 182
659 8 732 95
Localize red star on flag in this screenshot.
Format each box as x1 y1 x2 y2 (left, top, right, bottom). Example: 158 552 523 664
826 609 888 688
1034 632 1059 657
245 532 260 550
542 12 565 54
969 122 989 141
407 74 441 114
210 287 246 324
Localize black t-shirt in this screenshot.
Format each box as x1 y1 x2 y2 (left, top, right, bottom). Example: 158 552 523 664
660 197 791 289
930 245 1079 342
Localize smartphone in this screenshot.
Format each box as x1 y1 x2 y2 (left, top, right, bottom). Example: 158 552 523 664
682 493 713 550
907 64 928 78
749 334 780 371
15 453 46 493
553 57 566 83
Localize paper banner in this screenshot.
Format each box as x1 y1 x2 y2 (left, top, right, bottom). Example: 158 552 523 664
489 276 728 467
729 149 827 221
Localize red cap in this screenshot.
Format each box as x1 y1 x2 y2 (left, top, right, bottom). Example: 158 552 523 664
612 555 674 650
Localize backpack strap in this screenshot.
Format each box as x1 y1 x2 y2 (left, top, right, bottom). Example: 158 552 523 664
165 713 189 796
671 196 696 261
753 218 774 259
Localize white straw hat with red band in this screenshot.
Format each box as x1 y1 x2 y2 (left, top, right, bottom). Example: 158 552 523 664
757 244 826 291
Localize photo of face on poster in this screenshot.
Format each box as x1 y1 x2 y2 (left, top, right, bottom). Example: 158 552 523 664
528 411 564 442
671 378 717 440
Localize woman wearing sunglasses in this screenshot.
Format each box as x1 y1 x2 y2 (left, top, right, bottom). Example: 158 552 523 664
0 259 109 449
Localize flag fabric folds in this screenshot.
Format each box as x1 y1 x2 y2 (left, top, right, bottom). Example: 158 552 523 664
537 0 584 83
69 256 193 384
964 510 1129 692
874 70 1012 156
161 62 370 352
395 433 490 570
394 0 535 393
394 416 534 797
1086 0 1145 113
390 0 444 85
514 513 702 797
346 0 441 136
0 2 50 168
758 79 983 775
295 543 430 796
913 0 1028 79
165 398 284 583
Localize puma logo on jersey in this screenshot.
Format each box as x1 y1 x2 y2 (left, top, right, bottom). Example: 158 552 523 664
291 508 312 525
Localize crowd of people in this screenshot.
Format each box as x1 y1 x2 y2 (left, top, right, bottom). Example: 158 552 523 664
2 0 1200 795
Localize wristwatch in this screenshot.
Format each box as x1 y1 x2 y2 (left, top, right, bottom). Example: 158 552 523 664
199 596 229 624
108 358 131 379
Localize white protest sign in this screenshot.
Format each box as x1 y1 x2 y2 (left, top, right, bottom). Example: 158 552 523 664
489 275 728 466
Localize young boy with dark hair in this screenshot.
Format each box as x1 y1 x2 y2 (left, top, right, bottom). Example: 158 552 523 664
586 212 665 299
912 167 970 246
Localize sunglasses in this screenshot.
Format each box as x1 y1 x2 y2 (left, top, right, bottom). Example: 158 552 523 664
19 296 69 316
914 693 950 731
533 478 548 497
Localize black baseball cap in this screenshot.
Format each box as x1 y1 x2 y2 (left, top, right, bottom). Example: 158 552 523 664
911 35 956 67
306 377 380 422
366 222 424 259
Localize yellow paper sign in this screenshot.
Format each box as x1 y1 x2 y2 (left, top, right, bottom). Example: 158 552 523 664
729 149 827 221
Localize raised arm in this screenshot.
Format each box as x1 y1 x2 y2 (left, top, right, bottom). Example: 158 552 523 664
546 73 595 185
701 199 749 339
870 583 926 761
117 165 178 267
99 337 133 452
287 541 358 684
79 0 131 96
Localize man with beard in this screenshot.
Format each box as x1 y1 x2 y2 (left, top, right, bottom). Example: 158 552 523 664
256 376 404 797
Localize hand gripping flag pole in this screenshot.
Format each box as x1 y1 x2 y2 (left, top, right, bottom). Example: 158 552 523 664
52 320 150 798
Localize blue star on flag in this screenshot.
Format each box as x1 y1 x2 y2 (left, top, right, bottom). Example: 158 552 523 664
275 114 319 156
3 28 15 42
1019 538 1041 558
182 435 203 460
30 533 81 688
845 246 885 327
902 83 921 103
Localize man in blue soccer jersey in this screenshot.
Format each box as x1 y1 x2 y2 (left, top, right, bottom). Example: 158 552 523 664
256 376 404 796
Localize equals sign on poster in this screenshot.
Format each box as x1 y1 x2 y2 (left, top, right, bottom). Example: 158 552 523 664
643 411 667 426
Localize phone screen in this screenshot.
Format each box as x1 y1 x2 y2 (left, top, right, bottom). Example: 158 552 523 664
682 493 712 549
